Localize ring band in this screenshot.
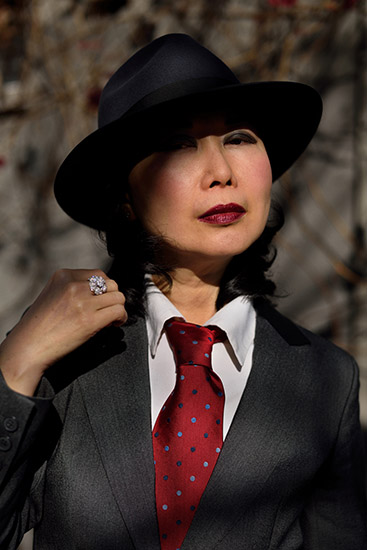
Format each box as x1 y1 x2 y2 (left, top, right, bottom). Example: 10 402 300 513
88 275 107 296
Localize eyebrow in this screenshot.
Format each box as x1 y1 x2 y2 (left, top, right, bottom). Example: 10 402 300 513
225 114 254 127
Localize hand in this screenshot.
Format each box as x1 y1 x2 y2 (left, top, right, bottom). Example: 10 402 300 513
0 269 127 395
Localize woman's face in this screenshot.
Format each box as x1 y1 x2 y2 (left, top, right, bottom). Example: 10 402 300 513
128 113 272 269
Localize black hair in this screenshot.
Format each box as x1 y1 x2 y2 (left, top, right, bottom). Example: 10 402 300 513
102 200 284 325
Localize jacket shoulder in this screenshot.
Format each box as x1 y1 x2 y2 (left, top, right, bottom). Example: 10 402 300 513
255 301 358 375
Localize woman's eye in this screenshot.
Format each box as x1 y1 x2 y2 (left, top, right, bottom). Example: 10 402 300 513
158 135 196 151
226 132 257 145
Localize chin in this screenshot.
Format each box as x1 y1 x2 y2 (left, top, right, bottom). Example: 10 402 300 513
188 246 251 265
206 235 260 257
164 231 263 265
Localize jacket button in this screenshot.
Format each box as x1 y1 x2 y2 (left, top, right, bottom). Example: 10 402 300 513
4 417 18 432
0 436 11 451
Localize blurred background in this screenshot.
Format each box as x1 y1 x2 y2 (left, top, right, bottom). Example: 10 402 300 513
0 1 366 547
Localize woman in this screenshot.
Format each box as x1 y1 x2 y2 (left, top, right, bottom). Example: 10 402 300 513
0 34 366 550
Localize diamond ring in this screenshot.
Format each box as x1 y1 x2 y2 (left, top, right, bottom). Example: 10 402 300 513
88 275 107 296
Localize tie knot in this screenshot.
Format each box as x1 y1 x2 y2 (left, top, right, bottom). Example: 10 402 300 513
165 319 225 369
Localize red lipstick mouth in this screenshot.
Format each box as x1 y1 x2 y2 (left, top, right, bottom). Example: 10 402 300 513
198 203 246 225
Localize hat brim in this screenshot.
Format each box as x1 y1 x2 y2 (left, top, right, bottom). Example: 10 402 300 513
54 81 322 229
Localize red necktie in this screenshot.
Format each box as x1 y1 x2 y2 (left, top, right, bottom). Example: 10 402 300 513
153 319 226 550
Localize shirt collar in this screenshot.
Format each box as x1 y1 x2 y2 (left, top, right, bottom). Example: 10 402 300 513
145 281 256 367
145 281 184 355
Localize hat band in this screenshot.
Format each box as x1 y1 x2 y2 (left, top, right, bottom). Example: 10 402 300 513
121 77 238 121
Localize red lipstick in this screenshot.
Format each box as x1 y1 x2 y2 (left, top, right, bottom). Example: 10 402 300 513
198 203 246 225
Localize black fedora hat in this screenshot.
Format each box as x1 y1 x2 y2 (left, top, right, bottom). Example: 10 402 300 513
54 33 322 230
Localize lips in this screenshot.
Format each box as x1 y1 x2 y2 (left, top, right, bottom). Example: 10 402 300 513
198 203 246 225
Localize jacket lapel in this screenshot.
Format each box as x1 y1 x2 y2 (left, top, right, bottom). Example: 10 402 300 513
77 319 161 550
181 305 311 550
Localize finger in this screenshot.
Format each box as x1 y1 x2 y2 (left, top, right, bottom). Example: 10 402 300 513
95 303 128 329
105 278 118 292
65 268 117 289
50 269 118 295
92 290 126 310
70 268 108 281
86 277 118 295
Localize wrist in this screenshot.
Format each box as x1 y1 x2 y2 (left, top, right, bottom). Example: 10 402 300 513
0 345 45 397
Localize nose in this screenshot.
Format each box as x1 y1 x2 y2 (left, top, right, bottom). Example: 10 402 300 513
200 141 236 189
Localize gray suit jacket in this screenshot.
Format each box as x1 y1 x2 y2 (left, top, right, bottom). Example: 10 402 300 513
0 304 366 549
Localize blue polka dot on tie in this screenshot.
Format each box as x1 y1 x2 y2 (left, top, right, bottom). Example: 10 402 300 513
218 391 223 397
176 490 182 496
216 419 221 425
191 417 196 423
177 461 182 466
162 534 167 539
216 447 221 453
192 389 198 395
192 340 198 345
154 432 159 437
162 504 168 510
179 330 186 334
188 360 193 364
203 461 209 467
208 336 212 341
190 475 196 482
204 433 209 438
204 353 209 358
177 431 183 437
205 404 210 409
164 445 170 451
163 475 168 480
190 505 196 511
191 447 196 452
178 403 183 408
180 375 185 380
176 520 182 525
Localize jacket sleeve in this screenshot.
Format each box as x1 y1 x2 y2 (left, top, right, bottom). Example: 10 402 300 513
0 371 57 550
0 325 125 549
300 358 367 549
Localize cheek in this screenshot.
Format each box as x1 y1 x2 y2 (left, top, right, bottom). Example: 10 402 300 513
253 150 272 185
259 173 272 212
246 153 273 208
128 160 186 224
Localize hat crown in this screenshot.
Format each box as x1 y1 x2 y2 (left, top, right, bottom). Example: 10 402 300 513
98 33 239 128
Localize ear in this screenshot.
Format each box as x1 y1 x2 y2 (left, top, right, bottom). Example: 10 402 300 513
122 202 137 221
122 191 137 221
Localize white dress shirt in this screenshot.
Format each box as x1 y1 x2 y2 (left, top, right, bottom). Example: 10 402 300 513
145 283 256 439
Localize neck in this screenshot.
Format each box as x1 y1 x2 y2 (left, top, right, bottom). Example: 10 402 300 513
153 261 229 325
